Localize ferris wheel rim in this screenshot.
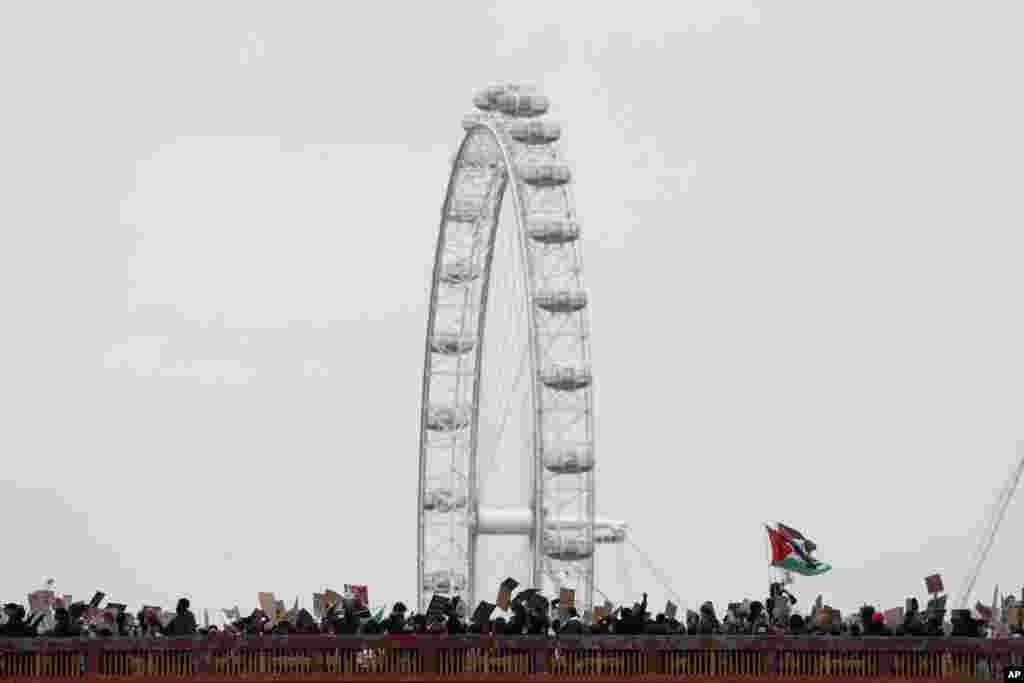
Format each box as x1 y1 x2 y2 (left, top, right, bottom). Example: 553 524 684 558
418 90 596 614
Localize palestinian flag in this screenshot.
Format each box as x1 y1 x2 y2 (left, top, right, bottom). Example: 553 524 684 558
766 524 831 576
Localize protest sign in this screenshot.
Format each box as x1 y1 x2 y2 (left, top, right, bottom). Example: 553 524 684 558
28 591 55 613
924 574 944 595
883 607 904 626
323 589 342 611
815 610 839 630
258 592 276 616
273 600 288 625
345 584 369 609
496 578 518 610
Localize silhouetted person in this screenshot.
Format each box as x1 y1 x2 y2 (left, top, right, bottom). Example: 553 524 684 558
386 602 408 634
165 598 197 636
1 604 33 637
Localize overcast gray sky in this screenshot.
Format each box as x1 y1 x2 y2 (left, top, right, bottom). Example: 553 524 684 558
2 1 1022 619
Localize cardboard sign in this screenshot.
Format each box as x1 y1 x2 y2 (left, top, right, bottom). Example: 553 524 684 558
593 606 610 622
559 588 576 610
323 589 342 611
924 574 944 594
496 578 518 611
814 607 833 627
1006 607 1022 626
345 584 369 609
28 591 55 612
271 599 286 624
258 592 276 616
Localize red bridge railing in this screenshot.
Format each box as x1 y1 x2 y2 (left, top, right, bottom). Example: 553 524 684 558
1 635 1022 681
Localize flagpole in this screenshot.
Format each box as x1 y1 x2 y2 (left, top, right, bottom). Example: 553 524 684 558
764 523 776 589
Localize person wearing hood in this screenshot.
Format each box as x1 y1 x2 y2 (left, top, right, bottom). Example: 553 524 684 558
165 598 197 636
385 602 408 634
698 601 719 635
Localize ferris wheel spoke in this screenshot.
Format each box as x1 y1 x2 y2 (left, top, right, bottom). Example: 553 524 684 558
477 341 532 480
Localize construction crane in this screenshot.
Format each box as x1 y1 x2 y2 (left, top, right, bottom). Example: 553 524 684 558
954 442 1024 610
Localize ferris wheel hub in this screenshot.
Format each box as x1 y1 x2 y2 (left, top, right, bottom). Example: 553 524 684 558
474 504 627 540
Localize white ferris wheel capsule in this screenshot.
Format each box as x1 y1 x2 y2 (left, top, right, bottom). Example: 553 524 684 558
417 84 627 616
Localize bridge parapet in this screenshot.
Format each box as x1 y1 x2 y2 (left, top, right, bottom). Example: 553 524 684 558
0 636 1021 680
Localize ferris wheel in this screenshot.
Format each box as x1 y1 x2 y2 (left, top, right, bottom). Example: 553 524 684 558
417 84 627 616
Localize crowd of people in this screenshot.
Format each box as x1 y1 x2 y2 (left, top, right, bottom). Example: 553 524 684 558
2 582 1023 640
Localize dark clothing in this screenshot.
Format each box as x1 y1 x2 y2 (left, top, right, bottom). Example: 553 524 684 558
560 619 584 635
48 620 83 638
165 610 198 636
385 615 408 634
0 618 33 638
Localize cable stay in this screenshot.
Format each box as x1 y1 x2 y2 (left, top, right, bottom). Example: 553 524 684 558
954 445 1024 610
625 538 685 610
